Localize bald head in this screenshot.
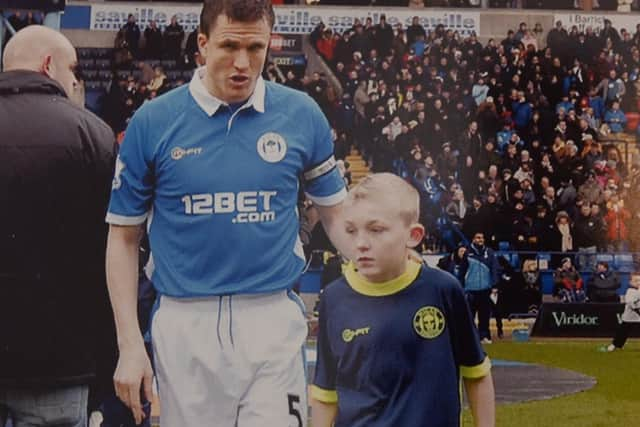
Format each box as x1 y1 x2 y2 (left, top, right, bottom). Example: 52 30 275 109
3 26 78 97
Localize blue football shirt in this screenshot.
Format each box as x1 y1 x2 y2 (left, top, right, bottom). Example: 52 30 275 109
107 68 346 297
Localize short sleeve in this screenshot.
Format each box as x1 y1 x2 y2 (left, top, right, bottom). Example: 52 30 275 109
311 293 339 403
106 110 155 225
446 279 491 379
302 100 346 207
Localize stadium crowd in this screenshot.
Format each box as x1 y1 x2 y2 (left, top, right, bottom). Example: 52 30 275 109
85 12 640 264
75 10 640 268
310 16 640 260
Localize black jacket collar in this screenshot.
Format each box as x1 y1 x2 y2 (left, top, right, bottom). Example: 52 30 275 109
0 70 67 97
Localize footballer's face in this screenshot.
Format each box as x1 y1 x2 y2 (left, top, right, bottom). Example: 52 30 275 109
343 199 424 283
198 14 270 104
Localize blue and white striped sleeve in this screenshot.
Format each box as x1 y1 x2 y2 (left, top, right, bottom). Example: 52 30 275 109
302 99 347 207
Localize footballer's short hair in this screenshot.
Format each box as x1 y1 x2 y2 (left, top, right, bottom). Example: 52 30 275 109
200 0 274 36
347 173 420 224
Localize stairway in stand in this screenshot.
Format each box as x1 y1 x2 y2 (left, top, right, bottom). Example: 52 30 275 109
601 132 638 166
345 148 370 187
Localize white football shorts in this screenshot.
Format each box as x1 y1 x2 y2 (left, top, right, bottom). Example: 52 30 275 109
151 290 308 427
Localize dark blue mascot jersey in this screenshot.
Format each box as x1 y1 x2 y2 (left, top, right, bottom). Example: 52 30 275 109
312 260 491 427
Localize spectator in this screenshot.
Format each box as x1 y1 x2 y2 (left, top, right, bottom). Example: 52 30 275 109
512 91 533 134
23 11 42 27
446 189 469 228
521 29 538 52
587 262 621 303
532 22 545 50
185 28 200 68
163 15 185 61
147 66 167 93
595 69 626 104
514 159 535 184
306 71 328 110
606 272 640 351
605 195 631 251
574 202 602 262
316 28 337 64
284 70 304 91
552 210 574 252
3 11 26 44
136 61 155 86
553 257 586 303
465 232 499 344
406 16 426 46
546 21 568 61
8 10 26 32
0 26 116 426
521 259 543 313
604 100 627 133
143 20 163 59
437 244 469 285
122 14 141 58
374 14 393 57
472 77 489 106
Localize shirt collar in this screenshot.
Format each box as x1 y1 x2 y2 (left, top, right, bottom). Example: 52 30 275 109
188 66 265 116
344 260 422 297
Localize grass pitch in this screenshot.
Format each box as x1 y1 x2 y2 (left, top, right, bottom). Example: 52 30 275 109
462 340 640 427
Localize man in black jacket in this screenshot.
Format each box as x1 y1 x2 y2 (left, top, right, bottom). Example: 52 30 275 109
587 262 621 303
0 26 116 426
163 15 185 61
574 203 603 270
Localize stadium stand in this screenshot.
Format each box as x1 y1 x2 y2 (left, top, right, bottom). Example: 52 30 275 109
64 4 640 305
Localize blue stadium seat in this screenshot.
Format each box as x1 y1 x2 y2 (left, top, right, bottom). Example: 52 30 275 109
77 48 92 59
596 253 614 265
116 70 131 80
536 253 552 271
83 70 98 80
614 254 635 273
95 59 111 70
160 60 177 70
84 89 104 114
78 58 95 69
97 70 112 81
508 253 520 269
95 48 111 59
84 81 101 90
540 271 555 295
498 241 511 251
167 70 181 81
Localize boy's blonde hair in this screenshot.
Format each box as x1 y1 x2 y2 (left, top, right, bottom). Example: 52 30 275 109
346 173 420 224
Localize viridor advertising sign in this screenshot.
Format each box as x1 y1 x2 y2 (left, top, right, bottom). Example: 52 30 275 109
532 303 640 338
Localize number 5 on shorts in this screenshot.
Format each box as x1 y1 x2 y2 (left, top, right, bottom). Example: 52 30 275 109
287 393 302 427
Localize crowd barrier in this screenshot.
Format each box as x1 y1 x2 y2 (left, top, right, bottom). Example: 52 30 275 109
299 250 639 295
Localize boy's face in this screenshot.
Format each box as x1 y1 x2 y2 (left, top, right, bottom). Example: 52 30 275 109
630 275 640 288
343 198 424 283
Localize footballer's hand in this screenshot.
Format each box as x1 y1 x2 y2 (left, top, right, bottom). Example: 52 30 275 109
114 342 153 425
